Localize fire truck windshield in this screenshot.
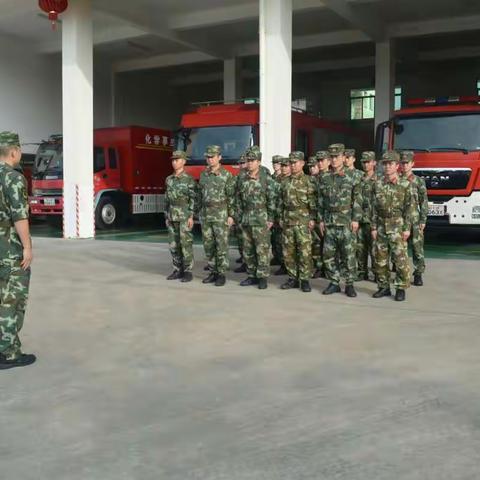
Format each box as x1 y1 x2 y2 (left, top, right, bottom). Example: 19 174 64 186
177 126 254 165
394 113 480 152
34 143 63 178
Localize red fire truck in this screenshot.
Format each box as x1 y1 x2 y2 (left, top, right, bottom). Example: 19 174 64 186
176 101 371 179
29 126 173 228
376 96 480 226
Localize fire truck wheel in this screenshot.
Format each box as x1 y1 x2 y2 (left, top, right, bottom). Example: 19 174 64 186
95 196 118 229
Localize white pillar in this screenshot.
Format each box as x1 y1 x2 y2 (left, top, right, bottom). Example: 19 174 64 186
62 0 94 238
374 40 395 131
223 58 241 103
259 0 292 170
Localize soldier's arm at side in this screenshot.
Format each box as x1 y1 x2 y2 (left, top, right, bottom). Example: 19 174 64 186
351 182 362 227
266 177 276 225
187 177 196 229
225 172 235 225
317 179 325 234
370 181 378 240
402 183 414 240
418 178 429 227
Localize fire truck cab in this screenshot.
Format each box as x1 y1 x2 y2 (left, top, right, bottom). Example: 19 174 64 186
376 96 480 226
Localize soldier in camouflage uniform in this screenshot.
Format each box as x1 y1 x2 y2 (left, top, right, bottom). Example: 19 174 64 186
278 151 316 292
307 156 322 278
270 155 283 267
165 150 197 283
198 145 235 286
236 148 276 289
371 150 414 301
318 144 361 297
233 154 248 273
356 151 377 281
399 150 428 286
313 150 331 278
344 148 364 185
0 132 35 370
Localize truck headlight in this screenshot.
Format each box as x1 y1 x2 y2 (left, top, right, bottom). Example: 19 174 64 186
472 206 480 219
30 200 38 205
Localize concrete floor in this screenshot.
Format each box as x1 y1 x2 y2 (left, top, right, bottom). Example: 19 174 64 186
1 238 480 479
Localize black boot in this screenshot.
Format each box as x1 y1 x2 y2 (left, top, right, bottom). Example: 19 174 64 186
413 274 423 286
301 280 311 292
202 273 217 284
0 353 36 370
215 274 226 287
235 256 243 264
181 272 193 283
204 264 213 272
234 263 247 273
258 278 268 290
345 284 357 297
395 289 406 301
274 265 287 276
322 283 341 295
240 277 258 286
372 287 391 298
281 278 299 289
167 270 182 280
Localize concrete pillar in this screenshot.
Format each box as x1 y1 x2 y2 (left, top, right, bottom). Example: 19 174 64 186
62 0 94 238
259 0 292 170
374 40 395 131
223 58 241 103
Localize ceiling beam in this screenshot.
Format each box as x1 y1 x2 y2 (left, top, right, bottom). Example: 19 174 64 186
321 0 385 41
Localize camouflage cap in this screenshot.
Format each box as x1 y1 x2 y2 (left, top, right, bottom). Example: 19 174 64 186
307 156 318 167
238 153 247 164
245 145 262 161
360 151 376 162
315 150 329 160
171 150 188 160
399 150 415 163
289 151 305 163
381 150 400 163
271 154 283 164
204 145 221 157
280 156 291 166
345 148 356 157
328 143 345 156
0 131 20 147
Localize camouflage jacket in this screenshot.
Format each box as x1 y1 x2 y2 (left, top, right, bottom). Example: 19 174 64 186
358 173 376 224
236 171 276 226
346 168 364 186
404 173 428 225
371 176 414 233
278 172 317 226
0 163 29 262
165 171 196 222
317 170 362 226
198 167 235 223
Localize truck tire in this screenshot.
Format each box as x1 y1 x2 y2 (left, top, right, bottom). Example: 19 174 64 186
95 196 118 229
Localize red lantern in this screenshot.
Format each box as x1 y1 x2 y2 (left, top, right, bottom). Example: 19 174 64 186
38 0 68 31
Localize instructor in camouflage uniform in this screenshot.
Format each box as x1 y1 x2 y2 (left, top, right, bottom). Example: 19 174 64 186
0 131 35 370
318 144 361 297
371 150 414 301
165 150 197 283
198 145 235 287
399 150 428 286
357 151 377 281
278 152 316 292
236 147 276 289
307 155 323 278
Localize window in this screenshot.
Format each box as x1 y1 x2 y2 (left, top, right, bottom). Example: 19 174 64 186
350 87 402 120
295 129 309 155
94 147 106 173
108 148 118 169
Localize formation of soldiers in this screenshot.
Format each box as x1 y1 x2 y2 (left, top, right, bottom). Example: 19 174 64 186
165 142 428 301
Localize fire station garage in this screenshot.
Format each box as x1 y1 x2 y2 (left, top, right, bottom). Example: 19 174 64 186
1 1 480 479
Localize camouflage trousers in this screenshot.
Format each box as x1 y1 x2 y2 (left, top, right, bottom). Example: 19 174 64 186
311 225 323 271
233 225 244 259
409 223 425 275
324 225 357 285
168 221 194 273
270 225 283 263
202 221 230 274
376 225 410 290
242 225 271 279
0 262 30 360
357 222 376 278
282 224 312 281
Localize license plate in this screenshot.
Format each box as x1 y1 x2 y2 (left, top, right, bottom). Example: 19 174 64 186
428 203 445 216
43 198 56 206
